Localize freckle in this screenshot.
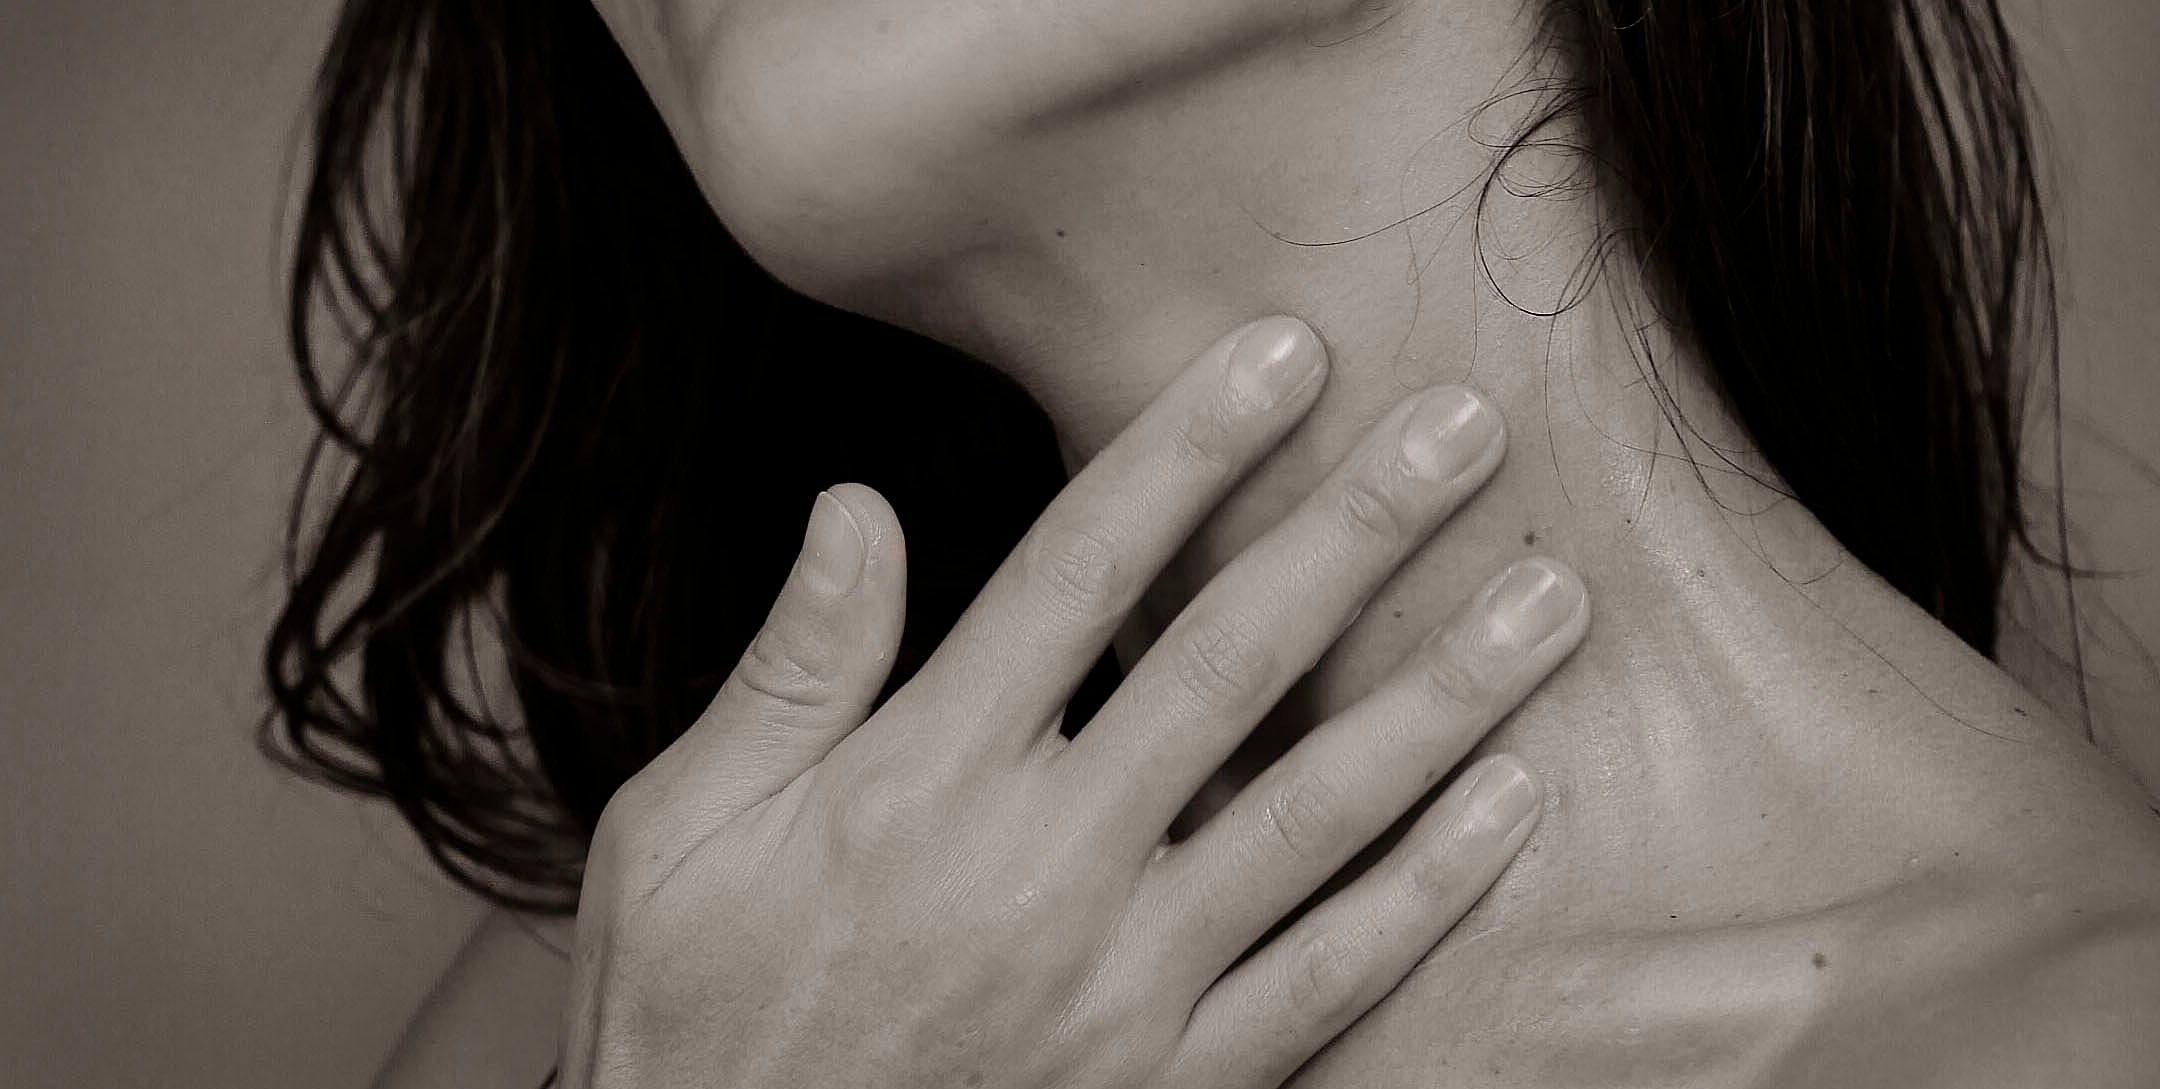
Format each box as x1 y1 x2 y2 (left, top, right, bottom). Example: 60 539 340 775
1524 530 1540 546
1811 952 1829 969
1392 609 1405 619
1055 228 1068 238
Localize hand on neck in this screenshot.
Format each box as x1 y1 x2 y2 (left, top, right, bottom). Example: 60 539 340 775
923 245 2060 912
821 1 2073 906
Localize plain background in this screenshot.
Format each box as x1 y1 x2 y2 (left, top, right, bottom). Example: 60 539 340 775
1 2 2154 1087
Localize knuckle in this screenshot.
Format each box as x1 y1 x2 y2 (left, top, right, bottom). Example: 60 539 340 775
978 858 1093 943
1262 767 1346 864
590 782 650 860
831 775 940 861
1169 390 1245 468
733 621 845 710
984 876 1055 932
1021 521 1125 627
1412 642 1493 717
1169 612 1275 707
1334 473 1405 543
587 776 672 899
1399 838 1463 900
1286 929 1365 1021
1047 969 1155 1079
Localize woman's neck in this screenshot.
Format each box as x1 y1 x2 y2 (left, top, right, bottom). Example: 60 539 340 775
831 2 2083 910
915 226 2076 914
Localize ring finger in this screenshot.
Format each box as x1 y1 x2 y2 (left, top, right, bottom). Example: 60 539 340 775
1056 383 1507 849
1139 556 1587 976
901 315 1327 746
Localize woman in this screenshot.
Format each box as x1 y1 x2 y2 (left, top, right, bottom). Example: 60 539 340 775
266 0 2160 1085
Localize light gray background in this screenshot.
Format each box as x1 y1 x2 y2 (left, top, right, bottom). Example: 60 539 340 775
2 2 2154 1087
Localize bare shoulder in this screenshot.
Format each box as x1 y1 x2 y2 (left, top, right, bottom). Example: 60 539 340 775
1763 867 2160 1088
1296 864 2160 1089
371 909 574 1089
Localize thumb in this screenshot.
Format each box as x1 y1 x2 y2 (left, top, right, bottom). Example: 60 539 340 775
637 484 908 823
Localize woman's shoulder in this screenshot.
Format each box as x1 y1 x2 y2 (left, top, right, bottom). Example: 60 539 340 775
371 910 573 1089
1771 868 2160 1088
1300 862 2160 1089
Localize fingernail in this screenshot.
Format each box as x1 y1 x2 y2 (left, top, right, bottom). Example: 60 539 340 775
1483 557 1583 651
1225 316 1325 411
801 491 867 596
1466 756 1541 833
1401 386 1502 483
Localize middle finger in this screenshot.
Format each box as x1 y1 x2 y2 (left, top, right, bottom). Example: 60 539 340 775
1056 382 1506 852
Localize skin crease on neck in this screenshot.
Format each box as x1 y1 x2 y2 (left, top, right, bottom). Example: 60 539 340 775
597 0 2160 1081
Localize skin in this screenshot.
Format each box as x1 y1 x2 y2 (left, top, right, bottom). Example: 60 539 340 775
557 322 1595 1089
593 0 2160 1081
378 0 2160 1084
379 322 1581 1089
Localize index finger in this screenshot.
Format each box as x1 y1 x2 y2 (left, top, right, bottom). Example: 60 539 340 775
901 315 1328 751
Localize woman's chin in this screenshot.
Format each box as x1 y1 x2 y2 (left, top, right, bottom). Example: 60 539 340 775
669 14 1047 308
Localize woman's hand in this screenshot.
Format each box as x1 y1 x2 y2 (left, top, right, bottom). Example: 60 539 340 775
560 315 1590 1089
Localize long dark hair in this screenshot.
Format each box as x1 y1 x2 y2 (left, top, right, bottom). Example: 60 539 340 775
264 0 2068 913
